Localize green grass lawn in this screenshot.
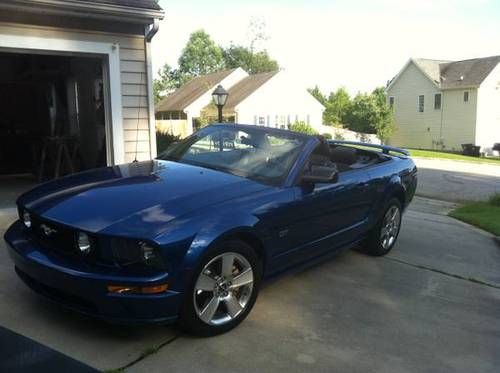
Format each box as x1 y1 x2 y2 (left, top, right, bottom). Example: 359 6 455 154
449 202 500 236
408 149 500 165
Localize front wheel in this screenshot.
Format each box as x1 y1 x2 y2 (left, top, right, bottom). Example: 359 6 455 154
360 198 402 256
178 240 262 336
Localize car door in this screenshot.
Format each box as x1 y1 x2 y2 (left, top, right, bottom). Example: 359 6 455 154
273 165 374 269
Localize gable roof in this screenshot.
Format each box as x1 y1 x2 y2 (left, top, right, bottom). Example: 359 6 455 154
156 69 238 112
439 56 500 89
223 71 279 111
413 58 451 85
388 56 500 91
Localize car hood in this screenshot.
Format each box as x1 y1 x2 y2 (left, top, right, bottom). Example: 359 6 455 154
19 160 268 236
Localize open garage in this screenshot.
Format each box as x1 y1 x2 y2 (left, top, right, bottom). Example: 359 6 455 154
0 0 163 208
0 51 109 182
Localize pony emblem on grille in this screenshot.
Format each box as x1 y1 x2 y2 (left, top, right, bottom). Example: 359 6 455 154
40 224 57 237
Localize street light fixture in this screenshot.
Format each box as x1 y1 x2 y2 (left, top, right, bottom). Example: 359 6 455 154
212 85 228 123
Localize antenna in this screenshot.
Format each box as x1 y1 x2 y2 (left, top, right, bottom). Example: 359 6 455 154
133 71 144 163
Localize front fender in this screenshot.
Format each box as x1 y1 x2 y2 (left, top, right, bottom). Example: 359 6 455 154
184 214 260 269
153 210 261 292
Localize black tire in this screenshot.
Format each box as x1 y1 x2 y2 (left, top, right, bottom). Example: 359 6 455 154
359 198 402 256
178 240 262 337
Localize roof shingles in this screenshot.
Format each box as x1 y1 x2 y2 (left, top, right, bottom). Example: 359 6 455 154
412 55 500 89
155 69 238 112
223 71 278 111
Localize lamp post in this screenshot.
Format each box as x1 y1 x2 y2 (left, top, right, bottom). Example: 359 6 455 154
212 85 228 123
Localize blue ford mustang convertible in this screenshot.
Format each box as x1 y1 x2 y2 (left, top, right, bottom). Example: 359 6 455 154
5 124 417 335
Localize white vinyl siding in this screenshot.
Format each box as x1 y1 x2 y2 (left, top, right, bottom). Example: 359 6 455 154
387 61 477 150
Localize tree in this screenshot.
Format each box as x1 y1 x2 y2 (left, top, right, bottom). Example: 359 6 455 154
154 30 225 103
289 121 318 135
223 44 278 74
343 88 395 143
153 63 184 103
178 30 225 77
308 85 327 106
371 87 395 143
222 19 278 74
324 87 351 125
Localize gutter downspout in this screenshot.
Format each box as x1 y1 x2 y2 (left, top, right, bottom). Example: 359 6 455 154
144 18 160 159
146 18 160 42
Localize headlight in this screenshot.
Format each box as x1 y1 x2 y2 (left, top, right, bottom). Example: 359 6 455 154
110 239 165 269
139 242 165 268
77 232 92 255
22 211 31 228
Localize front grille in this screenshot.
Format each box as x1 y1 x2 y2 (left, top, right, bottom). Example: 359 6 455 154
29 215 78 255
15 267 97 313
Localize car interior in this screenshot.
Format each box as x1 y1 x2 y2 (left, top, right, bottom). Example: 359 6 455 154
309 138 387 173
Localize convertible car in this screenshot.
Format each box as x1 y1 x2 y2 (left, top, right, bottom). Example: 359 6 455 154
4 124 417 335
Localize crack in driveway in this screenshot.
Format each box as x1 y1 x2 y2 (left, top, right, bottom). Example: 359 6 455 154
106 333 181 372
384 256 500 290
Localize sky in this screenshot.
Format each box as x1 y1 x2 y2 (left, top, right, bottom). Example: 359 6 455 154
152 0 500 95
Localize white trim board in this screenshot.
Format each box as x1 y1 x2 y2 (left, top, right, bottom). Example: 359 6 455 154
0 32 124 164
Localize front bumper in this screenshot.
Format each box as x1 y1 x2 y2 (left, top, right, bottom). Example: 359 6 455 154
4 221 182 324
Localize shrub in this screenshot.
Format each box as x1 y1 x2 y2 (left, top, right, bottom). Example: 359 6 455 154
289 121 318 135
334 131 345 140
321 133 333 140
489 193 500 207
156 131 180 154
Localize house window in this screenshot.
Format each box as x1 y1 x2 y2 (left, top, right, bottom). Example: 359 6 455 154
463 91 469 102
389 96 395 109
434 94 441 110
418 95 424 112
258 116 265 125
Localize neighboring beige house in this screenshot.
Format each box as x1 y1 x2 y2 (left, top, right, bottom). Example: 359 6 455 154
155 68 325 135
386 56 500 151
0 0 164 184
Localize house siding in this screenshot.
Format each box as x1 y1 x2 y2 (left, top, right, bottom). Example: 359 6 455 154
0 22 152 164
440 89 477 151
387 61 477 150
234 72 324 132
387 62 445 149
476 64 500 150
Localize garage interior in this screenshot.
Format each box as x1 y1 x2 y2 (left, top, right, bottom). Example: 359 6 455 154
0 51 108 205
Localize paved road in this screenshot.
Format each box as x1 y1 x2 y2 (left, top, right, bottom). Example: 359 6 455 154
1 197 499 372
414 158 500 202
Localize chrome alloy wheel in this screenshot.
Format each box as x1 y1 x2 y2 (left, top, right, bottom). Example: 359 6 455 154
193 252 254 326
380 205 401 250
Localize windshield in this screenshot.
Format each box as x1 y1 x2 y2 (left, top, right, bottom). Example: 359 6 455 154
158 126 307 185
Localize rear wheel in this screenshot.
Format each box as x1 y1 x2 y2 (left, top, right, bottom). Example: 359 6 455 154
360 198 402 256
178 240 262 336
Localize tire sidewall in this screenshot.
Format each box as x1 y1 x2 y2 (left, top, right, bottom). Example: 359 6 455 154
366 198 402 256
178 239 262 336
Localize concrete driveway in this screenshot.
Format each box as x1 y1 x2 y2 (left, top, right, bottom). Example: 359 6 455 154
414 158 500 202
1 197 500 373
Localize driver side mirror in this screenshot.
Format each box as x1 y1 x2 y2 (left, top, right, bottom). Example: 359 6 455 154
301 164 338 184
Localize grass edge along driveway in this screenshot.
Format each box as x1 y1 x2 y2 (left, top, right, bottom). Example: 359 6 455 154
408 149 500 165
449 194 500 236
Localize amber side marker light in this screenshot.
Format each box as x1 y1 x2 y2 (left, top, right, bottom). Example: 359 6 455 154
107 284 168 294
